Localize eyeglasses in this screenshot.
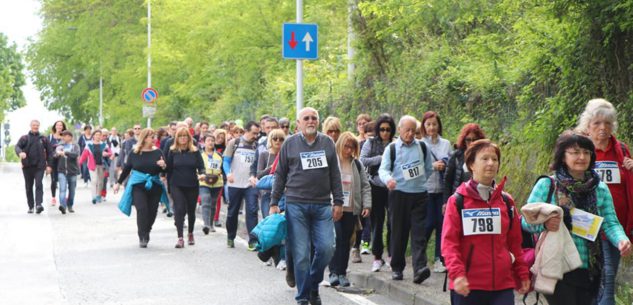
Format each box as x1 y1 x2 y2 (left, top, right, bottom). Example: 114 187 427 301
379 128 391 133
302 116 318 121
280 125 289 129
327 129 340 134
271 137 284 142
464 137 478 143
565 149 592 157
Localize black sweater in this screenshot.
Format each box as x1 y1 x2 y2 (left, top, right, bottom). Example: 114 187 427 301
166 149 206 188
118 149 165 184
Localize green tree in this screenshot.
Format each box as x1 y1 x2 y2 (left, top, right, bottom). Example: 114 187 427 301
0 33 26 121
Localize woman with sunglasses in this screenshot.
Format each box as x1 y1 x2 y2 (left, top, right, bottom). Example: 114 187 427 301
360 114 396 272
443 123 486 206
252 128 286 219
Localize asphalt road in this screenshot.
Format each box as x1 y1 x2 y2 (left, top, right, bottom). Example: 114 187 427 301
0 163 402 305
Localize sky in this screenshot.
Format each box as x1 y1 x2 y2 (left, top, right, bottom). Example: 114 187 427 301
0 0 64 144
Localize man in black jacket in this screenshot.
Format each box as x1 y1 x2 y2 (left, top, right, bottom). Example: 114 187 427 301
15 120 53 214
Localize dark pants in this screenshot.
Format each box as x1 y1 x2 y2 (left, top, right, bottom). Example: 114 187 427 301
80 161 90 183
329 212 356 275
50 162 58 197
171 185 199 238
354 216 371 248
450 289 514 305
370 184 390 259
545 269 597 305
389 190 428 273
22 167 45 209
227 186 259 244
424 192 444 260
133 184 162 240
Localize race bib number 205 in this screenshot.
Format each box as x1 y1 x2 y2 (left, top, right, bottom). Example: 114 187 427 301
300 151 328 170
461 208 501 236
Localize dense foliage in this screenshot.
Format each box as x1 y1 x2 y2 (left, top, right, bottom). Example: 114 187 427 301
0 33 26 122
27 0 633 203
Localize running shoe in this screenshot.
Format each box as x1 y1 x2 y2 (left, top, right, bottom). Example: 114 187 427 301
36 205 44 214
338 274 350 287
203 227 210 235
360 241 370 254
188 233 195 245
433 259 447 273
214 220 222 227
59 205 66 215
371 259 384 272
247 242 257 252
175 238 185 249
277 260 287 270
68 207 75 213
328 273 340 287
227 239 235 248
27 208 34 214
51 197 57 206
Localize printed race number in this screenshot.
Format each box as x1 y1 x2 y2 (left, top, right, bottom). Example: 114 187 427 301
461 208 501 236
401 160 423 181
300 151 328 170
595 161 621 184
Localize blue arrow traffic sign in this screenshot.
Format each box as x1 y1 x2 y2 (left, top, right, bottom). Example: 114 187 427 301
282 23 318 60
141 87 158 104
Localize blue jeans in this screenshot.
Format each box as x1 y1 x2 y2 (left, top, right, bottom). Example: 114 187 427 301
598 239 621 305
260 191 271 219
58 173 77 208
286 202 335 302
227 186 259 244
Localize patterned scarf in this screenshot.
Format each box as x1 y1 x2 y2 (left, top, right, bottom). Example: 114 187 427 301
555 167 602 290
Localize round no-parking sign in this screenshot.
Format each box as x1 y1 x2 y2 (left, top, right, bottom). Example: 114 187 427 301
141 87 158 104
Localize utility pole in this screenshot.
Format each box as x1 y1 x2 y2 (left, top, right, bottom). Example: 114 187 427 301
296 0 303 119
147 0 152 128
347 0 355 81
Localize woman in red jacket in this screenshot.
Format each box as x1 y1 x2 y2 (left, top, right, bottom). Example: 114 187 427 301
441 139 530 305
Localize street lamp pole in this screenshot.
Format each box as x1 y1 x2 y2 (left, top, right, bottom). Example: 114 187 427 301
147 0 152 128
296 0 303 119
99 76 103 127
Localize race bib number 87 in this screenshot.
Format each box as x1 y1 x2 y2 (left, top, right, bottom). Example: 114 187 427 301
461 208 501 236
300 151 328 170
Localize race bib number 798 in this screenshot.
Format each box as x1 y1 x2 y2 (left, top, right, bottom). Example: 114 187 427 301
461 208 501 236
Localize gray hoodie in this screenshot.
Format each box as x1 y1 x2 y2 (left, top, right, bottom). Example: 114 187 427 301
271 132 344 206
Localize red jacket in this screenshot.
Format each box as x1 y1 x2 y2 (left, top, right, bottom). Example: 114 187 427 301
441 177 529 291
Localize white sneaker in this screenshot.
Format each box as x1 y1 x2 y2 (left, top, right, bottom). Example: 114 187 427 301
371 259 384 272
433 259 447 273
265 259 273 266
277 260 287 270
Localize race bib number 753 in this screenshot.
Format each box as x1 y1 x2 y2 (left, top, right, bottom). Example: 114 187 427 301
300 151 328 170
461 208 501 236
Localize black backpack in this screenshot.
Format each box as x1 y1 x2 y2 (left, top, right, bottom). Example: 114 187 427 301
389 141 427 172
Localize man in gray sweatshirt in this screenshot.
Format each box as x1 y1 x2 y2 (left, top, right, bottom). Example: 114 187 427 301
270 107 344 305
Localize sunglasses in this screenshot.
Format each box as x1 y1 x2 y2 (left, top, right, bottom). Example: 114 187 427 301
280 125 289 129
379 128 391 132
327 129 340 134
272 137 284 142
302 116 318 121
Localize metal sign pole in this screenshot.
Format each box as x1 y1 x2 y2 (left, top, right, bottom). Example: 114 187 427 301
296 0 303 120
147 0 152 128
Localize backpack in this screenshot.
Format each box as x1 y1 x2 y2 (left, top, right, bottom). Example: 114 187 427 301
389 141 427 172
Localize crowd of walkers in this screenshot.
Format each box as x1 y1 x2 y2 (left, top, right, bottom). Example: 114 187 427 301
15 98 633 305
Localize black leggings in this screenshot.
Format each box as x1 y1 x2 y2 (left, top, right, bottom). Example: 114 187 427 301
50 163 58 197
171 185 199 237
133 184 162 240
